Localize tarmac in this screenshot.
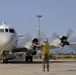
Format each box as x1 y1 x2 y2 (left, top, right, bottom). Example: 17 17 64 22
0 59 76 75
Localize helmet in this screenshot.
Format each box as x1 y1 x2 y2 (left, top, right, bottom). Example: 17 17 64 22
43 38 48 42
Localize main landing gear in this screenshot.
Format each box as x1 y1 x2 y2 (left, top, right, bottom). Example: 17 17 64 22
25 56 33 62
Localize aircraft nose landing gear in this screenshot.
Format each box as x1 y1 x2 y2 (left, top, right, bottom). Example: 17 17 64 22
3 58 8 64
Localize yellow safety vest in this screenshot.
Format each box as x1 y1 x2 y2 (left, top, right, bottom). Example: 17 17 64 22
42 43 50 55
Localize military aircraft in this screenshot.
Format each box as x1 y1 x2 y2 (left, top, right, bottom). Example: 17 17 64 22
0 22 39 63
0 22 76 64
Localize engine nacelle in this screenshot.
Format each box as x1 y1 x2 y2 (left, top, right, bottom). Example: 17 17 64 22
32 38 39 45
32 38 39 50
60 36 69 47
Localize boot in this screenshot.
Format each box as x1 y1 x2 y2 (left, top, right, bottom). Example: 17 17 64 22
47 65 49 71
47 68 49 71
42 69 45 72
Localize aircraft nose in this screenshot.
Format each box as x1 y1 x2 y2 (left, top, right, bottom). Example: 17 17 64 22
0 37 11 47
4 38 10 43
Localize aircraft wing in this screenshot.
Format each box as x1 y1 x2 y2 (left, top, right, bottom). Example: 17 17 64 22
12 47 27 52
69 42 76 46
36 44 62 50
12 37 32 53
49 42 76 49
49 44 61 49
12 38 39 55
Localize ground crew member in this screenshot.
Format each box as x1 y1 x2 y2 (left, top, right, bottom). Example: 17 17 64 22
34 38 50 71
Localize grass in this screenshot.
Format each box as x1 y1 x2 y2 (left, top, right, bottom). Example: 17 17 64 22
34 54 76 60
0 54 76 60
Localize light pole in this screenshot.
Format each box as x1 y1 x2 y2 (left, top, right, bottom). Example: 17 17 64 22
36 15 42 39
36 15 42 57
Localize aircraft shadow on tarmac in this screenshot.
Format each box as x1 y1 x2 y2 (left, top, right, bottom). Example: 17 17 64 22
0 60 42 64
0 60 76 64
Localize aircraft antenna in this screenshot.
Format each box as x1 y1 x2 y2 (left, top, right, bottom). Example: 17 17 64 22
2 21 6 25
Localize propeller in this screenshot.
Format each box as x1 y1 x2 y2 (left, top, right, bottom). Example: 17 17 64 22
60 29 73 47
55 47 63 54
51 29 74 47
66 29 73 39
67 36 76 51
17 30 47 48
48 32 60 45
49 29 74 54
37 30 47 44
17 32 32 47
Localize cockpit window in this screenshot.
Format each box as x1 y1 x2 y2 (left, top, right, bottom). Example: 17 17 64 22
0 29 4 32
5 29 8 32
9 29 14 33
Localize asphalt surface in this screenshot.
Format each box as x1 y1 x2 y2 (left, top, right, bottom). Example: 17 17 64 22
0 59 76 75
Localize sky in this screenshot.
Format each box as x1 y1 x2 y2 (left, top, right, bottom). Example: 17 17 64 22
0 0 76 38
0 0 76 53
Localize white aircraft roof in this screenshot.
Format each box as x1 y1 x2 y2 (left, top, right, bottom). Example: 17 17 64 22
0 22 14 29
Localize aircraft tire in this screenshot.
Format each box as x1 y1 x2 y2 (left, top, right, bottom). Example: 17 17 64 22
29 56 33 62
3 58 8 64
26 56 29 62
